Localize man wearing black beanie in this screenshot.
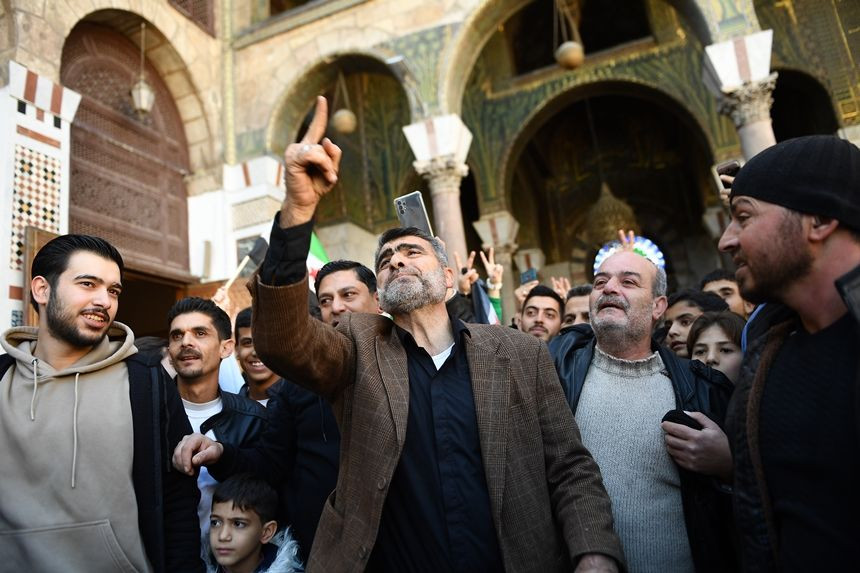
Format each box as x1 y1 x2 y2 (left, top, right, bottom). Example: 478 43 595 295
718 135 860 571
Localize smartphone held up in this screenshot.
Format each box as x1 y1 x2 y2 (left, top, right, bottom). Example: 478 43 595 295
394 191 433 237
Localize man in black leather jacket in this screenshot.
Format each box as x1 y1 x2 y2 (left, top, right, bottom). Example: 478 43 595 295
166 297 268 538
550 251 736 573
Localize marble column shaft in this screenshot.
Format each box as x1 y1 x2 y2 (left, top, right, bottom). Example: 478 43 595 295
415 157 470 263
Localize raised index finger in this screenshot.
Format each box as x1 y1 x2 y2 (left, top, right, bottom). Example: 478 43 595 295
301 95 329 144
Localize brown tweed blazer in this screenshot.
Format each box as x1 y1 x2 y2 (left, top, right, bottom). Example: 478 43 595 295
250 276 625 572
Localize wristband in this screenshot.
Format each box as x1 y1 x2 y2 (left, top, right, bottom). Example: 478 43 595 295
486 279 502 291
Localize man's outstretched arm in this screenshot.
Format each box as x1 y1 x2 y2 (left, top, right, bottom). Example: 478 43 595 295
249 96 355 401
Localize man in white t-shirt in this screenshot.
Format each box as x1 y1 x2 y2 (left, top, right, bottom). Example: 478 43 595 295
166 297 268 538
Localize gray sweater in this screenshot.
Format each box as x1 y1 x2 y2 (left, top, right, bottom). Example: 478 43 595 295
575 346 694 573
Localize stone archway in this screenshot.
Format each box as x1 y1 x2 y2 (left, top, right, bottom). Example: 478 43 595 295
266 49 421 156
267 53 421 236
771 68 840 141
61 19 192 336
3 3 217 178
505 84 720 288
0 0 15 86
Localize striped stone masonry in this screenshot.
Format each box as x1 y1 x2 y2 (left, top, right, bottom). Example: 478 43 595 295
0 60 81 329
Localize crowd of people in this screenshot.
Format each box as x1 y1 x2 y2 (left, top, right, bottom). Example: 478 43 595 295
1 95 858 573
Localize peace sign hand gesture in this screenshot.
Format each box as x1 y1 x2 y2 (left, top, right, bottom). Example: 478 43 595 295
280 96 343 228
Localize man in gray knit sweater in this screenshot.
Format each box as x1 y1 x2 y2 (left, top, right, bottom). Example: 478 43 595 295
550 251 735 573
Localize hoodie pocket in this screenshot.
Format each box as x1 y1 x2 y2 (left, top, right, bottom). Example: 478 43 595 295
0 519 140 572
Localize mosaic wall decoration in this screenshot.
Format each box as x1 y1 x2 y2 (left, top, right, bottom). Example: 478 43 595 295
11 145 61 270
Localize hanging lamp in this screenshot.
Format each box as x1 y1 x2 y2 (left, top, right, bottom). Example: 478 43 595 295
130 22 155 117
331 70 357 134
583 98 639 246
553 0 585 69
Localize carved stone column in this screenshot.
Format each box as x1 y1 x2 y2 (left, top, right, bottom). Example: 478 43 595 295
413 157 470 262
703 30 777 159
403 114 473 262
718 73 777 160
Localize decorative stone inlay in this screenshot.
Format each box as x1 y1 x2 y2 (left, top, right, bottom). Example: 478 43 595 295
10 145 61 270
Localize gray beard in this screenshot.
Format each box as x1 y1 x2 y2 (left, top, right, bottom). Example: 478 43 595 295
592 321 645 355
591 297 653 356
379 267 447 315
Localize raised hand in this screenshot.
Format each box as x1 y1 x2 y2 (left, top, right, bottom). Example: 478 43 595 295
514 279 539 311
617 229 636 251
211 286 232 315
454 251 479 296
479 247 504 295
719 174 735 208
280 96 343 228
550 276 571 300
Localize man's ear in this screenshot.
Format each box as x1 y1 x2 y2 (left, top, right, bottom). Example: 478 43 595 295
653 295 668 321
444 266 456 290
808 216 839 242
260 520 277 544
31 276 50 308
220 338 235 359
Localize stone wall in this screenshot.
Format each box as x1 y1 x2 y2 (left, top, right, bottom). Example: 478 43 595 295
2 0 222 189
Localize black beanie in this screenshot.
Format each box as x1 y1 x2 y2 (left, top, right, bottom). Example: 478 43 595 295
730 135 860 232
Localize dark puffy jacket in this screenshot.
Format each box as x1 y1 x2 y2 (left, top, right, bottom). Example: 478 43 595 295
200 390 268 448
549 324 737 573
211 378 340 563
726 264 860 572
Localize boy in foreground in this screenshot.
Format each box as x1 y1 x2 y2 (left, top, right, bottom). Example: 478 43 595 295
208 475 303 573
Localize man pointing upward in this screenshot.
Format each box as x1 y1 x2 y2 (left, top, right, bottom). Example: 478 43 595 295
176 97 624 573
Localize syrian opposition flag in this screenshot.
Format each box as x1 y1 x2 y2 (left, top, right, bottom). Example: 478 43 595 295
307 232 330 291
471 279 501 325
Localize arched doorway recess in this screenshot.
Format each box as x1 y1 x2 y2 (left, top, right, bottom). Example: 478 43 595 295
61 17 192 336
506 87 720 288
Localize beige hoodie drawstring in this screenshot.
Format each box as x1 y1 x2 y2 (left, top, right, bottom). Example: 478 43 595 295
29 358 39 421
71 372 80 489
28 358 77 487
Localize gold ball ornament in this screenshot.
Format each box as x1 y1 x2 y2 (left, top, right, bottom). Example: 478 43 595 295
554 41 585 69
331 109 357 134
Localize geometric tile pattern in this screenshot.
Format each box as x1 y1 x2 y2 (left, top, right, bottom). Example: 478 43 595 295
11 310 24 328
11 145 61 270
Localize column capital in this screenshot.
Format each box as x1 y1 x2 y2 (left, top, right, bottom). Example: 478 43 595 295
403 114 473 166
514 248 546 273
472 210 520 252
717 72 778 128
413 156 469 185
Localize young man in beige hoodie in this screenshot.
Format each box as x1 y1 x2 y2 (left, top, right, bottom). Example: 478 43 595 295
0 234 203 572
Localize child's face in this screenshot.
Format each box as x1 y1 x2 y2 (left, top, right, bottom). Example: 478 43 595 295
690 324 743 384
210 501 276 572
